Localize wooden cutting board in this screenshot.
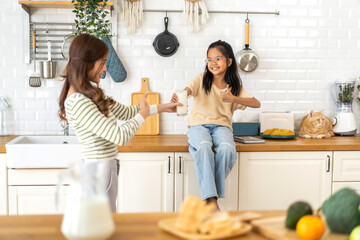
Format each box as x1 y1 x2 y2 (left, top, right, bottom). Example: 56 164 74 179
158 218 252 240
131 78 159 135
251 216 349 240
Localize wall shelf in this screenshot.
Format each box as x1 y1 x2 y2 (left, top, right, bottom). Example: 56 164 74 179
18 1 114 9
18 1 116 64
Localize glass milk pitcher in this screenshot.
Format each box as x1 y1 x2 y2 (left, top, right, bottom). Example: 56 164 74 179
57 160 115 240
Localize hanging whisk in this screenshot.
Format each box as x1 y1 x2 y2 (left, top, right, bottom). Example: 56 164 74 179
183 0 209 32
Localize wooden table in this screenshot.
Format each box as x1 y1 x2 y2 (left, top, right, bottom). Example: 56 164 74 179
0 211 284 240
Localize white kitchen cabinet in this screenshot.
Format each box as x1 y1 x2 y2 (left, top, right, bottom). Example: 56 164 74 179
333 182 360 195
174 152 238 212
238 151 332 211
117 152 174 213
333 151 360 181
7 169 69 215
332 151 360 194
117 152 238 213
8 186 68 215
0 154 7 215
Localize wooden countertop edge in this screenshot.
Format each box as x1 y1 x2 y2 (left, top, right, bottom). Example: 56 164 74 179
117 145 360 152
2 135 360 153
118 146 190 152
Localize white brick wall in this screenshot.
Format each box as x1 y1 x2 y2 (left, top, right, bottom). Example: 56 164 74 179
1 0 360 135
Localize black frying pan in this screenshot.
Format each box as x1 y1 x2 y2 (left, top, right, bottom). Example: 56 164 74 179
153 17 179 57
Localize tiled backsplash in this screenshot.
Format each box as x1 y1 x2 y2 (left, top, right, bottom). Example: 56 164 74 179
1 0 360 135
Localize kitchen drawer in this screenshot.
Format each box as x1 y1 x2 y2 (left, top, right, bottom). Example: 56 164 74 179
332 182 360 195
333 151 360 181
8 169 69 186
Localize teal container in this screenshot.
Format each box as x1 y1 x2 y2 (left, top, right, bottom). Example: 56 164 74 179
232 122 259 136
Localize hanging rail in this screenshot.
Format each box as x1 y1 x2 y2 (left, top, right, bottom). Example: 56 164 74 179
143 9 280 16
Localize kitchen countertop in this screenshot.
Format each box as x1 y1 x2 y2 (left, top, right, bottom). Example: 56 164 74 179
1 134 360 153
0 211 286 240
0 212 267 240
0 211 349 240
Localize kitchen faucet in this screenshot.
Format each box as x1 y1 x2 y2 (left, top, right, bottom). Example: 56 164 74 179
61 123 69 136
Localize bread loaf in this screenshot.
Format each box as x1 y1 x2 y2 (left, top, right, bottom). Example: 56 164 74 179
175 196 243 235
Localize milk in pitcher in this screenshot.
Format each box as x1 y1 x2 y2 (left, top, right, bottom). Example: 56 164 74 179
59 160 115 240
61 195 114 240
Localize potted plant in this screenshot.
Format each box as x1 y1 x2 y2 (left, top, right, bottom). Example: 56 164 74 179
72 0 111 39
72 0 127 83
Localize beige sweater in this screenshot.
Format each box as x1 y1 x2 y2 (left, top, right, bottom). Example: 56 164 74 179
187 74 253 131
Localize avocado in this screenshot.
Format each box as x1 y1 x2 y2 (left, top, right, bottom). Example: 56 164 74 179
322 188 360 234
285 201 313 229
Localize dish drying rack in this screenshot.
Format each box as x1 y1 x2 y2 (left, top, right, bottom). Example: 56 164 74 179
28 22 113 62
29 22 75 62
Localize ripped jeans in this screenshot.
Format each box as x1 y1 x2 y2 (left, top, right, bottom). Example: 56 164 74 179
187 124 237 200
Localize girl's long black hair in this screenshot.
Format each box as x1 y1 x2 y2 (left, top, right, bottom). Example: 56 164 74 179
203 40 242 96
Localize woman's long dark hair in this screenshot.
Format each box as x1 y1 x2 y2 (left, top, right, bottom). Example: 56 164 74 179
203 40 242 96
58 34 115 122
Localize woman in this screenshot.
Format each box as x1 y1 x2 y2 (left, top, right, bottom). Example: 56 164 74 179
58 34 181 211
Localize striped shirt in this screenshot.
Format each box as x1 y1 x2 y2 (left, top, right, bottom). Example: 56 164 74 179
65 93 144 161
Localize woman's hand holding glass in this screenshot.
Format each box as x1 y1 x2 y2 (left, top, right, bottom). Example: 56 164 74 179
171 93 178 104
158 102 183 113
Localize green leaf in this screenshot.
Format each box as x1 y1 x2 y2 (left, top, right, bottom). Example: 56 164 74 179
72 0 111 38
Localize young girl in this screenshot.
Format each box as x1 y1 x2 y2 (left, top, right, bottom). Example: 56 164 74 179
58 34 181 211
172 40 260 210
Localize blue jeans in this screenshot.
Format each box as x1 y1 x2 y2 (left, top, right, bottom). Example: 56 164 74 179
187 124 237 199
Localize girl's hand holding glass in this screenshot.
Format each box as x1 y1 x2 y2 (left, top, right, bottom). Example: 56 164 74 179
171 90 188 116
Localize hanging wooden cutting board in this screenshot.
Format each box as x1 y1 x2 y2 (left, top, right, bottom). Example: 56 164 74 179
131 78 160 135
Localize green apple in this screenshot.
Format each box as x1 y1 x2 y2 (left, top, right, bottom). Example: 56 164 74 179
350 225 360 240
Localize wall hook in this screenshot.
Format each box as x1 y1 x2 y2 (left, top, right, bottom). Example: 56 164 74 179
45 23 49 41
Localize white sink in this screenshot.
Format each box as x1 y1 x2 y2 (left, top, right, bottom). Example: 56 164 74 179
6 136 82 168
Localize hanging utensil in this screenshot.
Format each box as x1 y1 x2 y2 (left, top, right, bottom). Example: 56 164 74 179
61 33 75 60
40 41 57 79
29 30 41 87
236 17 259 72
153 16 179 57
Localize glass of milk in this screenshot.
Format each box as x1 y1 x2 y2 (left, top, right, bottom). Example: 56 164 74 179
58 160 115 240
176 90 188 116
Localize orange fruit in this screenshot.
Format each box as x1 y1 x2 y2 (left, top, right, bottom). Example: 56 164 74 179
296 215 325 240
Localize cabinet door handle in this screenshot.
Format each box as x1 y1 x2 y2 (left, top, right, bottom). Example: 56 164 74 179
326 155 330 172
179 156 182 174
168 156 171 173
